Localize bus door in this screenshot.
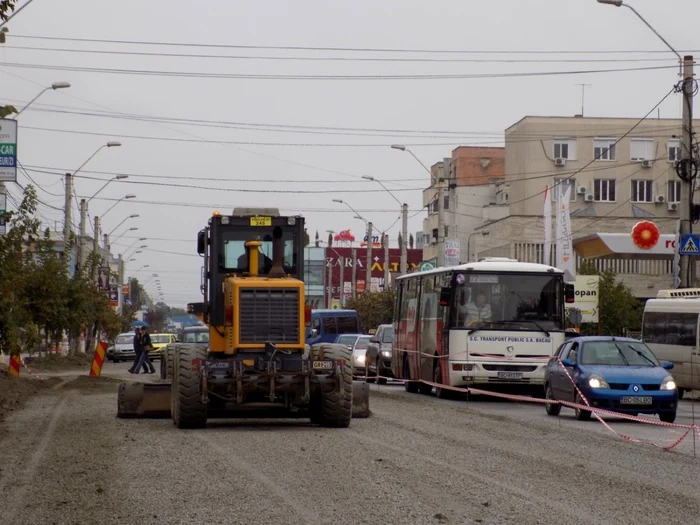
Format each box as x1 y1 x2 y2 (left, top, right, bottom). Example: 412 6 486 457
419 275 437 383
406 277 422 381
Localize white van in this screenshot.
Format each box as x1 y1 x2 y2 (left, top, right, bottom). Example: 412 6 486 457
642 288 700 397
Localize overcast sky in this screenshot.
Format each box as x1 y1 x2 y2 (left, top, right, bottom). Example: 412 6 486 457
2 0 699 307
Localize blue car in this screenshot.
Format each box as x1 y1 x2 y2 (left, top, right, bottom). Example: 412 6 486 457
544 336 678 423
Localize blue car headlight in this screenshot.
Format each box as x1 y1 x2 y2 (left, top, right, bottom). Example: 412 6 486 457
660 376 676 391
588 375 610 389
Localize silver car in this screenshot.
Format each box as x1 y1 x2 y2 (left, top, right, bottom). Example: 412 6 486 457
110 332 136 362
335 334 372 378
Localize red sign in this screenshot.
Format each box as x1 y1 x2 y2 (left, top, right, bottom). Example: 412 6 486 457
122 284 129 296
334 229 355 242
631 221 660 250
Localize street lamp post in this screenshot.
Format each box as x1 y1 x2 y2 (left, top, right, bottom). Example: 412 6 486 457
597 0 693 287
334 198 373 292
108 214 139 237
15 81 71 117
467 230 489 263
111 226 138 245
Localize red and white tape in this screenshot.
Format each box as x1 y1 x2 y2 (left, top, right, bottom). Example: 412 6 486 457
20 356 45 381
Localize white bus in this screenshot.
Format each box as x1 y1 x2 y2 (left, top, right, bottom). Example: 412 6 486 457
392 258 575 397
642 289 700 397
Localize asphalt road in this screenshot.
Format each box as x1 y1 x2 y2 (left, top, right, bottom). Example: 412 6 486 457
1 360 699 525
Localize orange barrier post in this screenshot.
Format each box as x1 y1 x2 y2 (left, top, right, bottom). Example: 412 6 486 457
90 342 108 377
8 354 20 377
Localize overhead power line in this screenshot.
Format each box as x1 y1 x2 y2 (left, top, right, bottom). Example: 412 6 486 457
0 60 678 80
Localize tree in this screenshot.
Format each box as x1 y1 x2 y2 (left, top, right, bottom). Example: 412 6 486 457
327 232 333 247
0 2 18 116
398 232 403 250
409 233 414 249
344 289 395 333
303 228 310 247
578 261 641 336
315 230 320 247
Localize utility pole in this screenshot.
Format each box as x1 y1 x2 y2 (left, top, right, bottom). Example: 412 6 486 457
118 253 124 314
351 248 357 298
78 199 87 273
401 203 408 274
0 183 6 236
63 173 73 273
92 216 100 281
326 254 332 308
366 221 373 293
444 157 457 260
339 255 345 307
680 55 695 288
383 233 390 290
103 233 110 268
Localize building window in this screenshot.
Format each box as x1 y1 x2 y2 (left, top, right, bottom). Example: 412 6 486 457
631 180 654 203
668 139 681 163
668 180 681 202
443 195 449 210
551 178 577 201
594 138 617 161
594 179 616 201
630 139 654 161
553 137 577 160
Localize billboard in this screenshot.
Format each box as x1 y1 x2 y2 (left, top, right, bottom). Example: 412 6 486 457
566 275 600 324
0 119 17 183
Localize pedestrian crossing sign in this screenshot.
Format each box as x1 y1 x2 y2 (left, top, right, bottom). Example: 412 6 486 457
680 234 700 255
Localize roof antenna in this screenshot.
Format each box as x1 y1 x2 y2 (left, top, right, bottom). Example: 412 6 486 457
576 83 591 116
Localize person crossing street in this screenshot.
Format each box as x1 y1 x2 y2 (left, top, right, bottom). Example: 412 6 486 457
133 326 156 374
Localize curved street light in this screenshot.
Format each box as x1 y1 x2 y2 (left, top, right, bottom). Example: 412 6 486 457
108 214 139 236
101 194 136 220
15 81 71 117
111 227 138 245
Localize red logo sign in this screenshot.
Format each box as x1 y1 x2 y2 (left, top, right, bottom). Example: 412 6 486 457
631 221 660 249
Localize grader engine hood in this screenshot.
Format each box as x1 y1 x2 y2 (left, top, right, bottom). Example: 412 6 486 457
224 277 305 353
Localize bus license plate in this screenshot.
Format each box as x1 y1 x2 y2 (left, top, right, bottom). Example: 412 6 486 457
312 360 334 370
250 216 271 227
621 396 653 405
497 372 523 379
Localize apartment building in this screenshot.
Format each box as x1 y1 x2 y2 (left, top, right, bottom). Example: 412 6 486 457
421 146 507 264
477 115 696 298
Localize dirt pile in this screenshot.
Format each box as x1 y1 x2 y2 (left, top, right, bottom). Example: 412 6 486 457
0 369 59 424
24 353 95 371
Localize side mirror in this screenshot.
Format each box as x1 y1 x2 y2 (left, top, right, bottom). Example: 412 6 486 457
197 230 206 256
439 286 451 307
662 361 674 370
564 283 575 304
561 358 575 368
369 337 379 343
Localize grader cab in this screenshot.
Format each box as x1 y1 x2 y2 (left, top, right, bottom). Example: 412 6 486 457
117 207 369 427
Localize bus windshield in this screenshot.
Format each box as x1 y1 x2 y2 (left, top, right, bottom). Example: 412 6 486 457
453 273 564 331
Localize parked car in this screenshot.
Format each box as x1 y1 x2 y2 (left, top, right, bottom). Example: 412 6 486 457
181 326 210 344
110 332 136 363
365 324 394 385
305 309 360 345
334 333 372 378
147 333 178 360
544 336 678 423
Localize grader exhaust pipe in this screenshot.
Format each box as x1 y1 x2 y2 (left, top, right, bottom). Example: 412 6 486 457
117 380 371 419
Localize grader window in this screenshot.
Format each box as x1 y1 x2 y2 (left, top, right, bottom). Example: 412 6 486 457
221 231 296 273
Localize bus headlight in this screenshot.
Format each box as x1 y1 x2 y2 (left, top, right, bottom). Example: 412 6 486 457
660 376 676 390
588 375 609 389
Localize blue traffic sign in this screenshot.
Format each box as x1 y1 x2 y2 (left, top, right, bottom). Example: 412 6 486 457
679 234 700 255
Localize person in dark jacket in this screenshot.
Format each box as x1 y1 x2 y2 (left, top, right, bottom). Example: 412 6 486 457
134 327 156 374
128 327 149 374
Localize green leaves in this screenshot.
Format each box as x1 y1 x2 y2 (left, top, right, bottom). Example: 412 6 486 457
345 289 395 334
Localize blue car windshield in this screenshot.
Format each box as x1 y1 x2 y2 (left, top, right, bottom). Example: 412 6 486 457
581 341 660 367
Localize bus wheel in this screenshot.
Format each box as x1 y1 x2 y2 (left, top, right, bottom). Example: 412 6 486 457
433 362 450 399
403 357 419 394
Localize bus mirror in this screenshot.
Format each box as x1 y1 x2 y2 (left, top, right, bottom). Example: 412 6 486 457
564 283 575 304
197 230 206 256
440 287 451 306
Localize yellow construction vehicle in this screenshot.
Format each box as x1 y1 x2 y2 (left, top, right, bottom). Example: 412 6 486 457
118 207 369 426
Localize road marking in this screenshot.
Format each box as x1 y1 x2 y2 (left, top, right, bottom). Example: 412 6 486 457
3 397 67 523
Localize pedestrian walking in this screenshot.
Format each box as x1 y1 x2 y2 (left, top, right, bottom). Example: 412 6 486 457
134 327 156 374
128 327 149 374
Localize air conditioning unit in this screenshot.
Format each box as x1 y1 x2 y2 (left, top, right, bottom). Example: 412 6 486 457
577 185 587 195
641 160 653 168
656 195 665 203
585 194 595 202
668 202 678 212
554 158 566 166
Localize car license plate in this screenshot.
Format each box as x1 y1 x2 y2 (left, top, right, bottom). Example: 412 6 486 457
312 360 333 370
621 396 653 405
497 372 523 379
250 216 271 226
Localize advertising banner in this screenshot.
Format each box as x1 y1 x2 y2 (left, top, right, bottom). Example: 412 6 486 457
566 275 600 323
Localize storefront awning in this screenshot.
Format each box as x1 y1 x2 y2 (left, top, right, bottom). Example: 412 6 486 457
573 233 676 260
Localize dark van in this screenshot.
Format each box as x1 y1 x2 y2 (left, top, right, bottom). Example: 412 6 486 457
306 309 361 345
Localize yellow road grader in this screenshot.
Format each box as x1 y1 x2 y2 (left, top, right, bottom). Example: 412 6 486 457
117 207 369 427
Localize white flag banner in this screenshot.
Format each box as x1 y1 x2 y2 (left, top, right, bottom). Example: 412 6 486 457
543 185 552 266
559 184 576 281
555 184 563 269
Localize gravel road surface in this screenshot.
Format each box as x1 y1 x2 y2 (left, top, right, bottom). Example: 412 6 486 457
1 362 699 525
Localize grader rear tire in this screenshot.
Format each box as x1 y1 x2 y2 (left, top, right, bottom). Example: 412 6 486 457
172 345 208 429
311 343 353 428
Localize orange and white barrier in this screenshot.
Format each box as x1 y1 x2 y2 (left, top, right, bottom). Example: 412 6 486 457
90 342 108 377
20 355 44 381
8 354 20 377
